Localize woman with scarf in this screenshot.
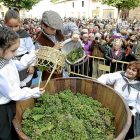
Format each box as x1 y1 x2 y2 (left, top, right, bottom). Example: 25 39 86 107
105 40 125 73
98 61 140 140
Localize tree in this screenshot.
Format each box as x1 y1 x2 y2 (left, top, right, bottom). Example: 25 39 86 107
0 0 40 10
97 0 140 21
51 0 72 3
51 0 59 3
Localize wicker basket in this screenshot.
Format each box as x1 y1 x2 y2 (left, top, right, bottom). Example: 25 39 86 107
34 46 67 89
61 38 88 66
13 78 131 140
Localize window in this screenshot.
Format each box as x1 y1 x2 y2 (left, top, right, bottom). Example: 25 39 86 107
72 2 74 8
82 1 84 7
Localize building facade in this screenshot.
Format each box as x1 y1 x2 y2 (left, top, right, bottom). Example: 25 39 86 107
0 3 8 19
53 0 118 19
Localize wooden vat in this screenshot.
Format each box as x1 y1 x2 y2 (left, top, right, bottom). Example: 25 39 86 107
13 78 131 140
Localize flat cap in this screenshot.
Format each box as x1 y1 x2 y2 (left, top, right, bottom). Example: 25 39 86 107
42 10 63 30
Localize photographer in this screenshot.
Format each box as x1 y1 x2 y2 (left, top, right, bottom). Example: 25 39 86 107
89 33 107 78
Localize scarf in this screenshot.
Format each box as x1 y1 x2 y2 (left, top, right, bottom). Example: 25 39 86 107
121 71 140 93
16 28 30 38
112 48 121 59
0 58 9 69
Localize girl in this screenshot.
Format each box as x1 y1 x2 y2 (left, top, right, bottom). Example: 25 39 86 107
4 7 35 87
98 61 140 139
0 27 45 140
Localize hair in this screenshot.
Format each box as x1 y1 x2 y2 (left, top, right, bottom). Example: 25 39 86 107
95 33 101 38
95 24 100 30
0 26 19 52
105 34 111 41
89 33 94 37
108 38 115 47
129 31 137 36
126 61 140 77
4 7 20 23
113 40 122 47
41 20 48 28
82 33 88 37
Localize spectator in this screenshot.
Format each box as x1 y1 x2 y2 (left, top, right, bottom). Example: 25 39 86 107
105 40 125 72
112 24 118 34
88 33 94 42
125 31 138 62
104 25 114 36
89 33 107 78
81 33 92 76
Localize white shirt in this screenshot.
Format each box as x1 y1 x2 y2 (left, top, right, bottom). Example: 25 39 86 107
0 51 40 105
16 37 35 56
98 72 140 115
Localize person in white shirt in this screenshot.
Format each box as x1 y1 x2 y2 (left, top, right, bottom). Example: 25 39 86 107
0 27 45 140
4 7 36 87
98 61 140 139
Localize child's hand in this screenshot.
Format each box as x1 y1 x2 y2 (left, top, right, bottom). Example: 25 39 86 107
112 59 116 63
53 42 64 50
27 66 35 75
39 88 45 96
72 34 79 41
35 49 39 55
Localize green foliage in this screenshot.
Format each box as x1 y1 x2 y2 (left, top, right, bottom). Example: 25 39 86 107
0 0 40 10
22 108 32 119
38 61 53 72
38 66 48 72
22 90 115 140
97 0 140 10
67 47 83 63
51 0 59 3
32 115 44 121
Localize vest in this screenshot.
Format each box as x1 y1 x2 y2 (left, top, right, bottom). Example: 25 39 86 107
35 30 65 81
35 30 64 47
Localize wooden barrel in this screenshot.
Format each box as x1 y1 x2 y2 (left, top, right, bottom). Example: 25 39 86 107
13 78 131 140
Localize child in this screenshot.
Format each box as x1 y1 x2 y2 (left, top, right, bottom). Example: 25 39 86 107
0 27 45 140
105 40 125 73
4 7 36 87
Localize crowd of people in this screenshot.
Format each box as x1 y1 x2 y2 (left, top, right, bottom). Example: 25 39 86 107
1 13 140 79
63 16 140 78
0 6 140 140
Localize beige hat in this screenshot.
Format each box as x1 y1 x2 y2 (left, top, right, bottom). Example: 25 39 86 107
42 10 63 30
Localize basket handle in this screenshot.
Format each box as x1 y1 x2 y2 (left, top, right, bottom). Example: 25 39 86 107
65 47 88 66
38 64 57 90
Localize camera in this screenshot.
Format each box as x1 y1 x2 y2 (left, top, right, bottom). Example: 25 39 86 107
95 37 99 40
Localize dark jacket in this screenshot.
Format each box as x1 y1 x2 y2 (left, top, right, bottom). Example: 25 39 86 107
105 48 125 72
105 48 125 61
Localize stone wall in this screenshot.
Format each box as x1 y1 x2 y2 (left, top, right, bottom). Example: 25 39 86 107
129 7 140 20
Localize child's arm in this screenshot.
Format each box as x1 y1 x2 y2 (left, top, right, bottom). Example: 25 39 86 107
13 51 36 72
25 37 35 53
0 73 40 101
